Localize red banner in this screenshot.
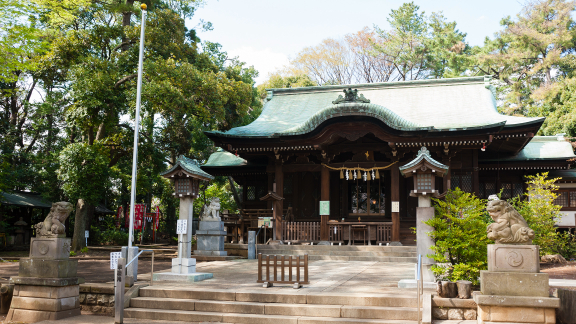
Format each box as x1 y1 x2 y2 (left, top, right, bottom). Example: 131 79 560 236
124 204 146 230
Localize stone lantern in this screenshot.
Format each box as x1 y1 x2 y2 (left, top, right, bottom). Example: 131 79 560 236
399 147 448 282
160 156 214 281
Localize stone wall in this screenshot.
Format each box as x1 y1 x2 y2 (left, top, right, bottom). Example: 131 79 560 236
432 296 477 321
79 284 114 316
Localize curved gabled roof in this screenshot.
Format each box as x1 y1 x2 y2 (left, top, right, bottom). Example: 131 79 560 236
161 155 214 180
206 76 544 139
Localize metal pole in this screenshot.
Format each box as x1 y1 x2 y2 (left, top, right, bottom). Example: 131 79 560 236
128 5 147 248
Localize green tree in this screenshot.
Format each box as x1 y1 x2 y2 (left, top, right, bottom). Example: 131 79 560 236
257 72 316 100
425 188 490 285
473 0 576 115
374 2 429 81
511 173 562 255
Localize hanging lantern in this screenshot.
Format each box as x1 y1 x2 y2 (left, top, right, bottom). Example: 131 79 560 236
376 169 380 179
340 169 344 179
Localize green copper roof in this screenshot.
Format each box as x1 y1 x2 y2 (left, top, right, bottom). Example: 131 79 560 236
399 147 449 176
161 155 214 180
203 148 247 167
207 76 544 139
494 135 576 161
0 192 52 209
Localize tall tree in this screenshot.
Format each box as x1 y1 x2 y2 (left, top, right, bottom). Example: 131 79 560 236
474 0 576 115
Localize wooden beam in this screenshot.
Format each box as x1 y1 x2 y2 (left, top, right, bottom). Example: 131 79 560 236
320 166 330 241
275 163 284 241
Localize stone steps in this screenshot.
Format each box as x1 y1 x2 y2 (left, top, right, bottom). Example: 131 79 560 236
125 287 421 323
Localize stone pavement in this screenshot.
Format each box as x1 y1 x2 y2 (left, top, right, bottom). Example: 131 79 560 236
138 259 429 296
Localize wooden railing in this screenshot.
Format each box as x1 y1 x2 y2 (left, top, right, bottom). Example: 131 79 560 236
377 223 392 243
281 222 320 242
257 253 309 285
329 224 343 242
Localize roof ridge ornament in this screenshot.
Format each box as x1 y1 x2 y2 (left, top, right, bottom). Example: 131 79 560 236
332 88 370 104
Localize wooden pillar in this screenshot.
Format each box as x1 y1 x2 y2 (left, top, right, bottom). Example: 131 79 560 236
390 163 400 242
443 158 451 193
275 163 284 241
473 150 480 196
320 166 330 241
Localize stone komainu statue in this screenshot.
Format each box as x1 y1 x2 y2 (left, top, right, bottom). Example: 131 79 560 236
34 202 73 237
486 197 535 244
202 197 221 221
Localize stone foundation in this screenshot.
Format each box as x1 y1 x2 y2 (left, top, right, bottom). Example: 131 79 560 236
6 277 81 322
474 291 560 324
432 296 477 320
194 221 227 256
79 283 115 316
6 237 81 323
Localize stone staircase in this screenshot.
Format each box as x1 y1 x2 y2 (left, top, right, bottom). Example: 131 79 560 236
125 286 421 323
256 245 417 262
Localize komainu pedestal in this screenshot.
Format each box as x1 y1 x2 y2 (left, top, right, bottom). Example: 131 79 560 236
474 197 559 324
194 221 227 256
6 202 81 323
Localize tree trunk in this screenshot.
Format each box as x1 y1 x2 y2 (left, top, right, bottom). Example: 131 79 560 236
72 199 88 252
227 176 243 210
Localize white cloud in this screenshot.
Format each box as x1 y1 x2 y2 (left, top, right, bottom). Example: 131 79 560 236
227 46 290 85
477 15 486 21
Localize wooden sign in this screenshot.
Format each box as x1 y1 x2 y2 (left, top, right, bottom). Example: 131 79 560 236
320 201 330 215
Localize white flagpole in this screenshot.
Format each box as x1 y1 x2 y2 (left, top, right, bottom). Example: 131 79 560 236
128 4 147 248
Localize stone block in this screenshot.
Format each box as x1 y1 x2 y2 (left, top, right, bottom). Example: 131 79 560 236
152 272 213 283
447 308 464 320
18 258 78 278
6 307 80 322
194 250 228 256
86 294 96 305
79 294 85 304
432 297 477 309
10 276 80 286
474 294 560 308
15 285 78 299
199 221 224 231
87 284 114 294
432 307 448 319
488 244 539 273
29 238 71 260
108 294 114 307
480 271 549 297
10 296 79 312
97 294 108 306
171 258 197 274
487 305 546 323
197 234 225 251
464 308 477 320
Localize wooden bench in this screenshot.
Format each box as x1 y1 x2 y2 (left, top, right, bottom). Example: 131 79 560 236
257 253 309 288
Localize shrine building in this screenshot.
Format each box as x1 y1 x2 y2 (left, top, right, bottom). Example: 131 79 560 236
201 76 576 245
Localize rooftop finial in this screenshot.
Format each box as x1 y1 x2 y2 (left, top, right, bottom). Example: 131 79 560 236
332 88 370 104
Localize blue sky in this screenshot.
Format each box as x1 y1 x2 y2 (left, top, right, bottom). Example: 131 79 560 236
188 0 525 83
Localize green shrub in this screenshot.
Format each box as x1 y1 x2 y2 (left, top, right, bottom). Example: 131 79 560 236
425 188 490 285
510 173 561 255
80 247 89 253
